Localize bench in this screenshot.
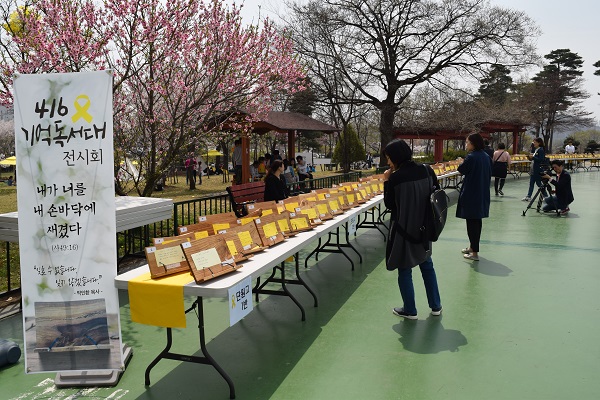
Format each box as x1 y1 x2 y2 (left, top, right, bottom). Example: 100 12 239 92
226 180 265 217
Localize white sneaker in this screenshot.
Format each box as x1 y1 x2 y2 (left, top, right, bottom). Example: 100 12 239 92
521 196 531 201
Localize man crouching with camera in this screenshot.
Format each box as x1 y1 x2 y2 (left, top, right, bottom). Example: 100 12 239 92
540 159 574 215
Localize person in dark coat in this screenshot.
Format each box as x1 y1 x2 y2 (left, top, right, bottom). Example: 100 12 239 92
523 137 546 201
483 139 494 159
263 160 288 202
541 159 574 214
383 139 442 320
456 133 492 261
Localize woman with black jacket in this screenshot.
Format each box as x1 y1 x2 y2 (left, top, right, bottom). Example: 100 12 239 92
383 139 442 320
263 160 288 202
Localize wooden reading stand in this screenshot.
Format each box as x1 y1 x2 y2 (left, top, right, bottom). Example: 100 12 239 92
152 232 194 246
314 199 340 218
253 216 286 247
298 192 318 204
177 224 211 239
326 192 351 211
198 212 237 224
286 211 313 233
295 205 325 226
145 238 192 278
181 236 240 284
216 223 266 258
246 201 279 216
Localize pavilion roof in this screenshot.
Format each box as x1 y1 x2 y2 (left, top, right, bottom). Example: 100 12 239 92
393 121 526 140
251 111 339 134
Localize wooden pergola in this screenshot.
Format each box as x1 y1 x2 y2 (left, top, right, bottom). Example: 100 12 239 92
393 121 527 162
236 111 339 184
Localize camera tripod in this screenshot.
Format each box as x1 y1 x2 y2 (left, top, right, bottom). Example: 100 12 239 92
522 179 560 216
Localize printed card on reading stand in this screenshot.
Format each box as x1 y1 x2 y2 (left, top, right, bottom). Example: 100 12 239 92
246 200 279 217
181 236 239 284
216 223 266 261
324 196 344 216
313 200 335 220
298 192 318 204
361 183 373 198
152 232 195 246
371 182 381 195
215 230 251 264
329 192 351 211
254 211 301 238
146 238 192 279
286 211 313 233
313 188 331 200
253 217 286 247
282 196 302 213
353 188 368 204
296 205 325 226
177 222 213 238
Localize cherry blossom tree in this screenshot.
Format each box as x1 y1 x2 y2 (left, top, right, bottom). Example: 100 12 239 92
0 0 305 195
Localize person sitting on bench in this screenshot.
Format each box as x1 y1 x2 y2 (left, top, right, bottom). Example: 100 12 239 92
263 160 288 201
296 155 313 186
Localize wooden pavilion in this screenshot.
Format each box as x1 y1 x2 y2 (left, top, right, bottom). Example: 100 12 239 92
393 121 527 162
236 111 339 183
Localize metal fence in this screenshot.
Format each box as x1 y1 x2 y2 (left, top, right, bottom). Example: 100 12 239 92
0 171 365 296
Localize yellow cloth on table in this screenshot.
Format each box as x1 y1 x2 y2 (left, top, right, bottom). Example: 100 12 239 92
128 271 194 328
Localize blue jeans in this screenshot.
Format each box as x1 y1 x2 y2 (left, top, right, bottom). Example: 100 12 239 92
542 195 566 211
397 257 441 315
527 173 542 197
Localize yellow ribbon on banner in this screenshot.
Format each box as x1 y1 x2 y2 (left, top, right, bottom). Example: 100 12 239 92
128 271 194 328
71 94 93 123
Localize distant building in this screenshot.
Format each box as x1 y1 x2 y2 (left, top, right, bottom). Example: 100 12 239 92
0 105 13 121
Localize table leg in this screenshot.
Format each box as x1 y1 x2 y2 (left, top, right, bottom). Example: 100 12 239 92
144 298 236 399
304 227 356 270
253 263 307 321
356 205 387 240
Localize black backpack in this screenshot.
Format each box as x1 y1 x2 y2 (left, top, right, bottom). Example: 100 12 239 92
423 166 449 242
396 165 449 244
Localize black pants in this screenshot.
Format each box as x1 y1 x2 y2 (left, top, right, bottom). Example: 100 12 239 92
466 219 482 252
494 177 505 194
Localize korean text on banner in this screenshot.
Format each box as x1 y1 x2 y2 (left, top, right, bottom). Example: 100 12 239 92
13 71 122 374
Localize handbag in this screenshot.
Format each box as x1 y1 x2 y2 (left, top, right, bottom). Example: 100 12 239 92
492 151 507 178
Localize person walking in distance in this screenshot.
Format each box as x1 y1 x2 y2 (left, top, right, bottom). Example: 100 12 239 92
491 143 511 196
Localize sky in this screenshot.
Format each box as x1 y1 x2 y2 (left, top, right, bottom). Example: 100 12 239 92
234 0 600 125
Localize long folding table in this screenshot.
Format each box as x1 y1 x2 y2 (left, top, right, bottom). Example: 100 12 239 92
114 195 385 399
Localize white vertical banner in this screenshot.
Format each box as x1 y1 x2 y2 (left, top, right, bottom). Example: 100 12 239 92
13 71 122 373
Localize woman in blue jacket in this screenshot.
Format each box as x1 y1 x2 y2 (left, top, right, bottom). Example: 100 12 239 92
522 137 546 201
456 133 491 261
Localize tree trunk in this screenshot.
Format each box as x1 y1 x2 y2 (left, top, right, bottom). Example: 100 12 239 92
187 167 196 190
378 105 396 166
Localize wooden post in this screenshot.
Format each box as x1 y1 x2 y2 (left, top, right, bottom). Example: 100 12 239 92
288 130 296 161
434 138 444 162
512 131 519 154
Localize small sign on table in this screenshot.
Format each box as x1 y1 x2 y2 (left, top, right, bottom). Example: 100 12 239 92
228 276 253 326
